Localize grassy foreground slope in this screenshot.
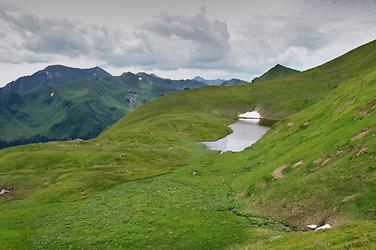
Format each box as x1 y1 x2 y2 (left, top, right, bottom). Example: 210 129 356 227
225 68 376 249
232 68 376 227
0 40 375 249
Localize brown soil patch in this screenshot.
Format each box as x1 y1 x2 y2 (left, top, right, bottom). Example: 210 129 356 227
336 149 344 155
313 157 324 165
356 107 369 118
292 160 304 168
336 97 356 112
342 194 357 203
321 158 331 166
313 157 331 166
351 128 371 142
272 164 288 179
357 147 368 156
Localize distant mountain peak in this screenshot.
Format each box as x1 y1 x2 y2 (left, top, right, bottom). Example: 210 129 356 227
221 78 245 86
121 72 136 77
2 65 112 94
192 76 205 81
272 64 293 70
252 64 300 83
192 76 225 85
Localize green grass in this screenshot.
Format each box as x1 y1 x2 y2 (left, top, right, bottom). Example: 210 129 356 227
217 68 376 228
252 64 300 83
232 221 376 249
0 40 375 249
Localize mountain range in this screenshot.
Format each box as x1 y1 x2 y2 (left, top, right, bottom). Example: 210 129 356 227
0 66 206 148
0 65 254 149
193 76 245 86
192 76 225 85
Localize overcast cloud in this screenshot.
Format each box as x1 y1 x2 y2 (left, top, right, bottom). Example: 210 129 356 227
0 0 375 85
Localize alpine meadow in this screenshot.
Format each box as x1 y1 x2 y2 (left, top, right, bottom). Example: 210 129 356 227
0 1 375 249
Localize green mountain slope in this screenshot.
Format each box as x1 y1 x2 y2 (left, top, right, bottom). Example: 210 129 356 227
221 78 244 86
0 66 205 148
0 40 375 249
237 67 376 249
252 64 300 83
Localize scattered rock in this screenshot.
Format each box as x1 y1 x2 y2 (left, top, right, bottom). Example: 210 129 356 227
313 156 330 166
124 92 139 108
313 158 324 165
342 194 357 203
287 121 294 127
316 224 331 230
272 164 288 179
357 147 368 156
351 128 371 142
336 149 344 155
321 158 331 166
303 121 310 126
292 160 304 168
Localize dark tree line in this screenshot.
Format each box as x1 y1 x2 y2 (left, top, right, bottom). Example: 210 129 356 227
0 129 104 150
0 135 55 150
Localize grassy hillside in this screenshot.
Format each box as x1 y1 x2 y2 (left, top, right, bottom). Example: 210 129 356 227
0 40 375 249
231 68 376 227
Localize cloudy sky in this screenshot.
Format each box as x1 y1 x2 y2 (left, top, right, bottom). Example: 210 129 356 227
0 0 376 86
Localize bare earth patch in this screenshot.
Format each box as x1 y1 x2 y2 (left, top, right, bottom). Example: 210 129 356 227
321 158 331 166
351 128 371 142
272 164 288 179
336 97 356 112
292 160 304 168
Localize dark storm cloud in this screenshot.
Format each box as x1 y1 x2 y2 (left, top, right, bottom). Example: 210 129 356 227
0 3 230 70
138 10 230 64
0 3 135 63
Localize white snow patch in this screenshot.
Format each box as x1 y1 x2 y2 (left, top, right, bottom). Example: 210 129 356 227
316 224 331 230
238 111 261 119
307 224 318 230
0 188 10 196
138 77 143 80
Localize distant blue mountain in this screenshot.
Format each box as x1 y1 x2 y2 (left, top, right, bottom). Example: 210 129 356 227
192 76 225 85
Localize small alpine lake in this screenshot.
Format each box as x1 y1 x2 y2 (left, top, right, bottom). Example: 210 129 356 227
203 111 269 153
